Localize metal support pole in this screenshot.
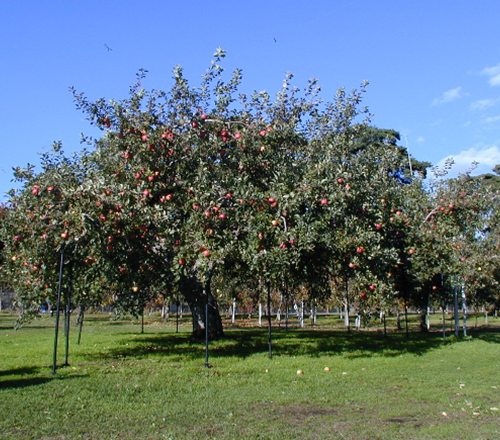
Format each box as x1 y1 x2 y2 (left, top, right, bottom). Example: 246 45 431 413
205 275 210 368
52 248 64 375
77 305 85 345
176 296 179 333
203 286 210 368
454 275 460 337
462 285 467 337
267 282 272 359
64 280 72 366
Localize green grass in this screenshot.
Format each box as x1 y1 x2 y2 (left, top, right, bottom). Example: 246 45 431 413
1 312 500 440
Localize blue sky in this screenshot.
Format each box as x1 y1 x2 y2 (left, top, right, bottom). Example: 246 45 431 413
1 0 500 201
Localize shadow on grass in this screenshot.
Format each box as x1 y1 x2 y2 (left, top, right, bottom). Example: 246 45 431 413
1 366 53 390
0 376 54 390
471 326 500 343
0 366 41 377
0 368 88 390
84 326 493 362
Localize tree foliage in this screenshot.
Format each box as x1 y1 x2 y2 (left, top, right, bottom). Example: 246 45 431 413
1 50 498 335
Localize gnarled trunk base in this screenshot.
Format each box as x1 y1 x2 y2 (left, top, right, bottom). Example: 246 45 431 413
180 273 224 340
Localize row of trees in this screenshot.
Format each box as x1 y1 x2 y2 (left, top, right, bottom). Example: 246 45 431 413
1 49 499 338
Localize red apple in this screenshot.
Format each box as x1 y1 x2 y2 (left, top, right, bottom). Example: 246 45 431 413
203 250 210 257
320 198 328 205
337 178 344 184
271 220 279 227
141 134 148 141
218 213 226 219
259 130 267 136
143 189 150 197
204 211 211 217
60 232 69 239
375 224 382 229
356 247 364 254
409 249 415 254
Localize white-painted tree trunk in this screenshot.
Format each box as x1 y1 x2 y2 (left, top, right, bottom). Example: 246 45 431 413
161 305 168 319
231 298 236 323
355 315 361 330
258 303 262 326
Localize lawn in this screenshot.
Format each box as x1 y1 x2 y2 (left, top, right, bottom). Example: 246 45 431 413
1 312 499 439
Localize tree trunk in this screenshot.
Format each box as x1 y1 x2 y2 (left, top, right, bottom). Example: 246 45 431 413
419 309 428 332
181 272 224 340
